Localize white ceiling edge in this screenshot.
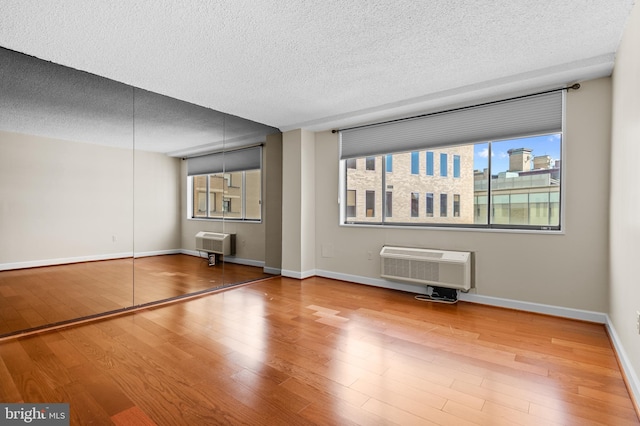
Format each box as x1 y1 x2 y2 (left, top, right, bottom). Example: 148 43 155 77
287 54 614 133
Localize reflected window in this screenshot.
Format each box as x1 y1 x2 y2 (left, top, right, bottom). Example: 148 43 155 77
191 169 261 221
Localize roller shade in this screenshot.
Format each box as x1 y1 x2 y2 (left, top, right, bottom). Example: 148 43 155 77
187 146 262 176
340 91 563 160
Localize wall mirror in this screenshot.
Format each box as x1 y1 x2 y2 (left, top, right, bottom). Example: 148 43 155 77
0 47 279 337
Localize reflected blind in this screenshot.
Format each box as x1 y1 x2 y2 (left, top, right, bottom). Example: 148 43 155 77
339 91 563 160
187 146 262 176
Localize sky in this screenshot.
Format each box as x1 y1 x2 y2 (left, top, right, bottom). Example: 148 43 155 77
473 134 562 173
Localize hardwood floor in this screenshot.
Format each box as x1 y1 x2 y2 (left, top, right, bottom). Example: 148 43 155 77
0 254 273 337
0 276 637 425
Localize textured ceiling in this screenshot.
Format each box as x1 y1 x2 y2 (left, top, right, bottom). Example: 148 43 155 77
0 0 635 151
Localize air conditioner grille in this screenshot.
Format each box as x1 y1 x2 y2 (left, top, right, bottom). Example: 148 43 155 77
380 246 471 291
202 239 223 253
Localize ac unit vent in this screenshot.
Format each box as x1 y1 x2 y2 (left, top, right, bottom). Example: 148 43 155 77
195 232 235 256
380 246 470 291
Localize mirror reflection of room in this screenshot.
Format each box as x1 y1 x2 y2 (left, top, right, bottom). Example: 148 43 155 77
0 47 280 337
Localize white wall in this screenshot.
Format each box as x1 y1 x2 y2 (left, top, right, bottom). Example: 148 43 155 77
134 149 182 255
313 77 611 313
0 131 135 265
0 130 182 268
610 1 640 403
281 129 317 277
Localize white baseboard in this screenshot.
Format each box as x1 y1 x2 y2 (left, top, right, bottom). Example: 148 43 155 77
282 269 316 279
605 316 640 410
315 269 607 323
263 267 282 275
457 292 608 323
134 249 182 258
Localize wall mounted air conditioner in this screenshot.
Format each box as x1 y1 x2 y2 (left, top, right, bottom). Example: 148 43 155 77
195 232 235 256
380 246 471 291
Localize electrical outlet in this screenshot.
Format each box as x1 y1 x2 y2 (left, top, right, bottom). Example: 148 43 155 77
367 251 373 260
636 311 640 334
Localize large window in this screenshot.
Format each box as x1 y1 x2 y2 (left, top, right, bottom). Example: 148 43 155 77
340 90 563 230
188 146 262 221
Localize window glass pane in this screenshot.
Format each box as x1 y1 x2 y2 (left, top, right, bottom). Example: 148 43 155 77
347 158 356 169
474 195 487 224
193 175 207 218
426 151 434 176
346 155 382 222
385 191 393 217
383 146 475 224
245 169 261 220
346 190 356 217
366 157 375 170
209 174 224 218
411 193 419 217
223 172 243 219
454 194 460 217
440 153 447 177
386 155 393 172
489 134 561 227
454 155 460 178
492 194 510 224
440 193 447 217
426 193 434 217
411 152 419 174
366 190 375 217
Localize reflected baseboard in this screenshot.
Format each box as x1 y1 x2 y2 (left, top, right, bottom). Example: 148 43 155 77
180 249 265 268
0 249 268 272
0 252 134 271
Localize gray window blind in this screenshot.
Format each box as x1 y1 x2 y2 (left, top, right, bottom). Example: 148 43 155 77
187 146 262 176
339 91 563 160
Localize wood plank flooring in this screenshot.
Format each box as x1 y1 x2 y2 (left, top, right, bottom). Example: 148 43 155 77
0 254 273 336
0 276 637 425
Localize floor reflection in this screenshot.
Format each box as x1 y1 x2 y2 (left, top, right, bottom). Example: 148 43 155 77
0 254 273 337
